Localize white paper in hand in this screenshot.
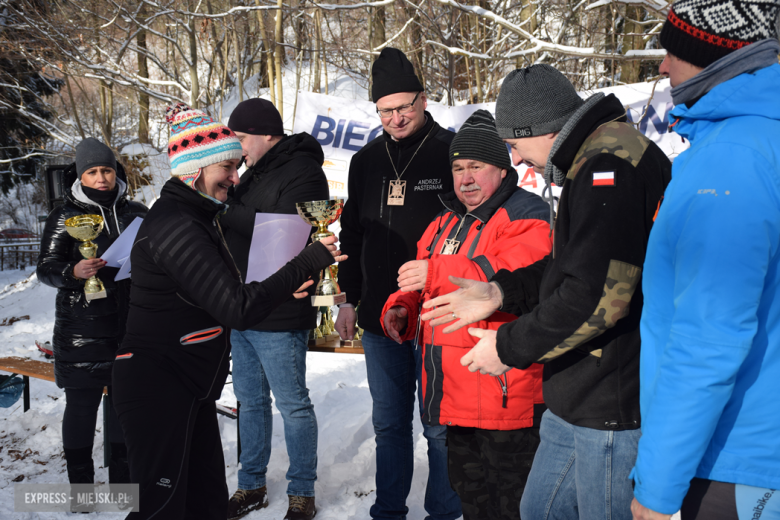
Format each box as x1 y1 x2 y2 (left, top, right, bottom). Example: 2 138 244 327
246 213 312 284
101 217 143 267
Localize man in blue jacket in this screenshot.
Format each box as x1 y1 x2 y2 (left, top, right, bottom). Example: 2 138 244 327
630 1 780 519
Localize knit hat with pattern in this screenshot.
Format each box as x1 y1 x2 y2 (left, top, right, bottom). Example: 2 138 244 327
450 110 511 170
495 65 584 140
660 0 780 68
165 103 243 187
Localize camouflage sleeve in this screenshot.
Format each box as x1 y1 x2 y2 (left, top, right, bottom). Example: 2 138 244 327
495 152 651 369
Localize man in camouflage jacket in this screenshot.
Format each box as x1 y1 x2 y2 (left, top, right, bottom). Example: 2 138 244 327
420 65 671 520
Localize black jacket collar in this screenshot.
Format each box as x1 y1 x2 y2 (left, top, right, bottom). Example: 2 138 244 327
439 168 519 223
550 94 627 173
161 177 226 220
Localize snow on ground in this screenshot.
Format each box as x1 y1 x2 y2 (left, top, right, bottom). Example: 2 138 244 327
0 267 439 519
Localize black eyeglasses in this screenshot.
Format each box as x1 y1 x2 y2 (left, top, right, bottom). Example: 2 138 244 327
376 91 422 118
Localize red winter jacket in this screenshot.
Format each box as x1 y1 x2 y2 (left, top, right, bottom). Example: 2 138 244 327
381 170 552 430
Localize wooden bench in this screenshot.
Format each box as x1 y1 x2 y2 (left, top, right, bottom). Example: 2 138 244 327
0 356 55 412
0 356 112 466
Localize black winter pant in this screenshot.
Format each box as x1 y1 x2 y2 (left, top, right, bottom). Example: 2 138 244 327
63 386 123 449
447 425 541 520
113 354 228 520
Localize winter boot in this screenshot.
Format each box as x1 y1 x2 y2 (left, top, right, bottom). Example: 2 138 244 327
227 486 269 520
284 495 316 520
64 446 95 513
64 446 94 484
108 443 130 484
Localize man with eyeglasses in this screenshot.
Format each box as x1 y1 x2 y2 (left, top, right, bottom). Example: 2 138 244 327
335 47 461 520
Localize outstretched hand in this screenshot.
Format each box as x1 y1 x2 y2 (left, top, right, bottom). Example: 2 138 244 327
420 276 503 333
317 235 348 263
383 306 409 344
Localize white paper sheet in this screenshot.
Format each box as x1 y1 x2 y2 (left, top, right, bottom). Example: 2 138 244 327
98 217 143 282
100 217 143 267
246 213 312 284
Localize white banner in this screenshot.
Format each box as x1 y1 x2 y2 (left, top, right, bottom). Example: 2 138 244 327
293 79 686 201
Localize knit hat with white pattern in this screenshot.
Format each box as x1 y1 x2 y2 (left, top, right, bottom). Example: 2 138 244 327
660 0 780 68
165 103 243 188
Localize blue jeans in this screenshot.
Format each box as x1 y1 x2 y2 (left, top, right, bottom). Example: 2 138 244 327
362 330 461 520
231 329 317 497
520 409 640 520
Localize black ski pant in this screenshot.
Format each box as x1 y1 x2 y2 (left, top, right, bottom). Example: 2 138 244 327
112 353 228 520
447 425 541 520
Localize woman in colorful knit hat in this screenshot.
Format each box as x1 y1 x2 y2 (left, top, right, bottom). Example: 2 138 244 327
111 103 345 519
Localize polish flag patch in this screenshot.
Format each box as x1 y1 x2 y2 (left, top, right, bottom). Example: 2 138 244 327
593 171 616 187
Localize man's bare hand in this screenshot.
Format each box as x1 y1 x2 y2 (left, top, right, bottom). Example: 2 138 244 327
420 277 503 333
383 306 408 344
460 328 511 376
398 260 428 292
334 305 357 341
293 279 314 299
317 234 348 263
631 499 673 520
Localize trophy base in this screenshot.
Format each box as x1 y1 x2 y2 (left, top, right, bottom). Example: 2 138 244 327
85 289 107 301
311 293 346 306
341 339 363 348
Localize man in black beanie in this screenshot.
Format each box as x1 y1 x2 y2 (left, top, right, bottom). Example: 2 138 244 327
221 97 329 520
335 47 462 520
418 64 672 520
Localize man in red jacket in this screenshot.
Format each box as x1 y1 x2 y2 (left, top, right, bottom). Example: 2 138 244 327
381 110 552 520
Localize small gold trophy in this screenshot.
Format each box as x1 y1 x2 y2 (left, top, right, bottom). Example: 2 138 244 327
295 199 346 306
64 215 107 301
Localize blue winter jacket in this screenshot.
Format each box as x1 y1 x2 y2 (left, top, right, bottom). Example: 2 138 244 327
632 63 780 514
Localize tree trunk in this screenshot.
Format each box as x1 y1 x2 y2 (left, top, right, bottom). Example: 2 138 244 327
313 8 321 93
274 0 284 118
254 0 275 100
620 6 644 84
137 24 150 144
233 16 244 102
188 15 200 108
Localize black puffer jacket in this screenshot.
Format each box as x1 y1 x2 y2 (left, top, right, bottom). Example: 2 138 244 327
221 133 329 331
116 178 336 401
37 163 148 389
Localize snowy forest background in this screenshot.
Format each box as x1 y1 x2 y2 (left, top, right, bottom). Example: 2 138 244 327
0 0 669 222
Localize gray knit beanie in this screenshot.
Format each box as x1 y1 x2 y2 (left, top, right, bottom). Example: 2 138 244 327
75 137 117 177
495 65 584 139
450 110 511 170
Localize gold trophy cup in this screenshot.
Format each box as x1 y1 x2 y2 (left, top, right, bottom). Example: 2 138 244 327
295 199 346 306
64 215 107 301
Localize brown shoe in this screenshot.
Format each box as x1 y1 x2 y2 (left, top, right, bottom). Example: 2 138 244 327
283 495 316 520
227 486 268 520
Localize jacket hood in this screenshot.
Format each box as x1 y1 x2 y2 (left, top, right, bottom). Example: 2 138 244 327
248 132 324 174
670 64 780 141
439 167 519 221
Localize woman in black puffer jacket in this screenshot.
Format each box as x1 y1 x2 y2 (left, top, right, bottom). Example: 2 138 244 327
112 104 344 520
37 138 148 485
